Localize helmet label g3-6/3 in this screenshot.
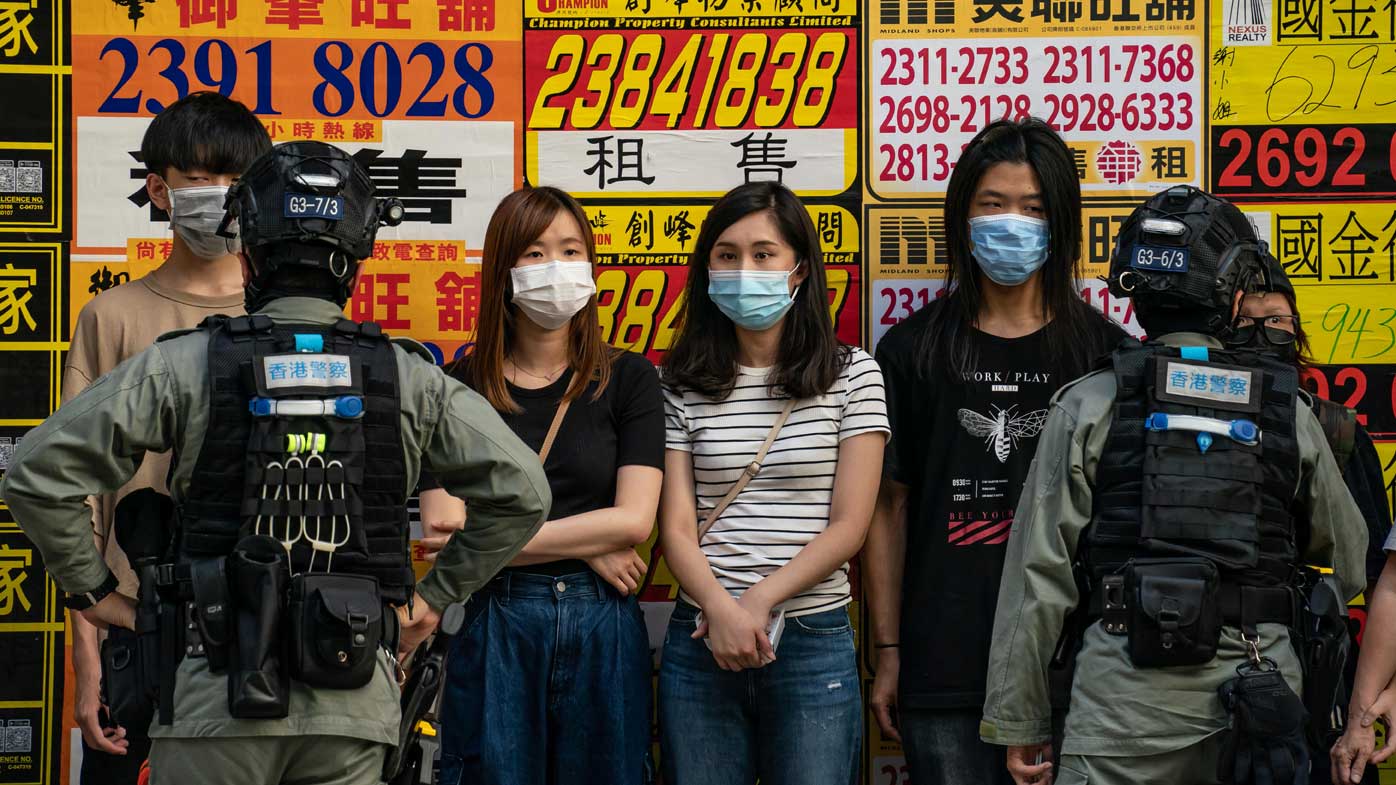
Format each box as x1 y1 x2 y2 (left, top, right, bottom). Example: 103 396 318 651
1130 244 1191 273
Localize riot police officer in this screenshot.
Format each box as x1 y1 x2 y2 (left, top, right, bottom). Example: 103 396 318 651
977 186 1367 785
0 141 552 785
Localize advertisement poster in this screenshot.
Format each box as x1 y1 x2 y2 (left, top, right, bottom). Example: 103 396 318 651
0 0 1389 782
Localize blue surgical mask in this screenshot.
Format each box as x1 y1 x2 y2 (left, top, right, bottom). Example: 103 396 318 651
707 268 799 331
969 213 1050 286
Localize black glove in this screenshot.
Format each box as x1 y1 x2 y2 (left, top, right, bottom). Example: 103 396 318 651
1218 658 1310 785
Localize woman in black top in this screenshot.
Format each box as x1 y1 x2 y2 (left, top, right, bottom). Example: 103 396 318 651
418 186 663 785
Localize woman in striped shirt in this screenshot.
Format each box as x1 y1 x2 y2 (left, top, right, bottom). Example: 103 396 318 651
657 182 889 785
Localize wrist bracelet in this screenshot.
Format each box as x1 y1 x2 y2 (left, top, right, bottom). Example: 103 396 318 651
874 642 900 649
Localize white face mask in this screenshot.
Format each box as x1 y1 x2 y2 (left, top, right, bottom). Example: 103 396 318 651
166 184 237 260
510 260 596 330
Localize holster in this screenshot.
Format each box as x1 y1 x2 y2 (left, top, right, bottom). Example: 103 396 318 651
226 535 291 718
384 602 466 784
1299 572 1350 749
288 573 383 690
101 559 164 734
101 625 156 734
1125 558 1222 667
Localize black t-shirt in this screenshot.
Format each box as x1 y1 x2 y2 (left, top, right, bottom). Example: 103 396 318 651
876 300 1126 710
420 350 665 577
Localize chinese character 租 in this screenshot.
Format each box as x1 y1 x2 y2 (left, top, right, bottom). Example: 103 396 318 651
0 263 37 336
353 149 469 224
584 137 656 191
0 544 33 616
1149 146 1189 179
435 271 479 333
731 132 797 184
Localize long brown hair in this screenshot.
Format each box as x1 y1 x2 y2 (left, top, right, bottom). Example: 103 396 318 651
464 186 614 413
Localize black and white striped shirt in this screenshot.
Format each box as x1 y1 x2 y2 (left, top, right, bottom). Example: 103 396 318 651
663 349 889 617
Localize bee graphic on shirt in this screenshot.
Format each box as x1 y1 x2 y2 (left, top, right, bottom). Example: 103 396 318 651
957 405 1049 463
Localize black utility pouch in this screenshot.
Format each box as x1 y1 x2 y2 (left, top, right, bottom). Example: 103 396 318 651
189 557 231 672
226 535 291 719
288 573 383 690
101 626 156 734
1126 558 1222 667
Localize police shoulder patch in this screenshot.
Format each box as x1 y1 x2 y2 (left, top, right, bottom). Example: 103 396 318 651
391 337 435 364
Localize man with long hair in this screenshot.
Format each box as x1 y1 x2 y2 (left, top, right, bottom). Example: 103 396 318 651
864 118 1124 784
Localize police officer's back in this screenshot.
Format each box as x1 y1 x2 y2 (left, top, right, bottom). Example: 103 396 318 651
978 186 1366 785
0 142 552 785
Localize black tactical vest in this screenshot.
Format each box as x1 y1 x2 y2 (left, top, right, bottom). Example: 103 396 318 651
177 314 415 604
1086 342 1303 595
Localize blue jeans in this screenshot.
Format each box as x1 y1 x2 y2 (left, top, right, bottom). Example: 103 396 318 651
900 709 1065 785
438 571 653 785
899 710 1015 785
658 600 861 785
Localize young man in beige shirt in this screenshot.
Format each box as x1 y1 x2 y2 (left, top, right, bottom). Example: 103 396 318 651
64 91 269 784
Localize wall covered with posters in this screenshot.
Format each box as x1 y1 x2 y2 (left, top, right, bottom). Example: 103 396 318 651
0 0 1391 782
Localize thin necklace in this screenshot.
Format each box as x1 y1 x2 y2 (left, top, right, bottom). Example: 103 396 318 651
509 358 568 383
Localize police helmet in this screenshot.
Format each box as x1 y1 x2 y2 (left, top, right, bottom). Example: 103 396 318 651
1108 186 1278 337
218 141 404 309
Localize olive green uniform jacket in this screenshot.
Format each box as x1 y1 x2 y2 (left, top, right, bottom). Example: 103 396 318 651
0 297 552 746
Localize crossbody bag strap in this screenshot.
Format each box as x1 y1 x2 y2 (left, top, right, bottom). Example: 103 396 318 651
538 399 571 464
696 398 798 541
